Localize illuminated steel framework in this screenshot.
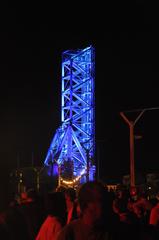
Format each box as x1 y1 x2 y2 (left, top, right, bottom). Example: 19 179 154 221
44 46 96 184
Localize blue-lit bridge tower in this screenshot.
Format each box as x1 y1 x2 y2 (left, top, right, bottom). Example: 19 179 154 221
44 46 96 186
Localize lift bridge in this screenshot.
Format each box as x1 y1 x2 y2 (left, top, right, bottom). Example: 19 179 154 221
44 46 96 187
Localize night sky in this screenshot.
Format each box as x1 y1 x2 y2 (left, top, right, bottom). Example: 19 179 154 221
0 1 158 208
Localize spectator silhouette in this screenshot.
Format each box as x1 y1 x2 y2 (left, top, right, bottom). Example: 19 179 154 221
56 181 112 240
36 191 67 240
64 187 78 224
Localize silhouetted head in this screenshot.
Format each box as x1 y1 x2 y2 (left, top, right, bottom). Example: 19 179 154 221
65 187 76 202
45 191 67 220
77 181 106 223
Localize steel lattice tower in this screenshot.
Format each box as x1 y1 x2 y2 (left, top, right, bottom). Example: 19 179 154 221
44 46 95 186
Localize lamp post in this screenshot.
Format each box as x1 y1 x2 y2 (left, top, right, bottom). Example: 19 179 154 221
120 110 145 187
120 107 159 188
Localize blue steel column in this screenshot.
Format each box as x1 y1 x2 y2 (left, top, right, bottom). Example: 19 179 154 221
44 46 95 186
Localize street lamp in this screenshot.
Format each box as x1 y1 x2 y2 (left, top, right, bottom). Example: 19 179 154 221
120 110 145 187
120 107 159 187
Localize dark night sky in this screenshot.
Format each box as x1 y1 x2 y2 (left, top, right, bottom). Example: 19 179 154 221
0 1 158 207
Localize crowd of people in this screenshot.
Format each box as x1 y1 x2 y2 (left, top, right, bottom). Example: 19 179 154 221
0 181 159 239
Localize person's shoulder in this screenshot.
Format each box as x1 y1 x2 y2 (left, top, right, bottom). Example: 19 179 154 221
56 219 81 240
101 231 114 240
69 218 81 225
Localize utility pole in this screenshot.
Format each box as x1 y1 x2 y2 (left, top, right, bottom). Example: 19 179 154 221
120 110 145 187
36 166 45 192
